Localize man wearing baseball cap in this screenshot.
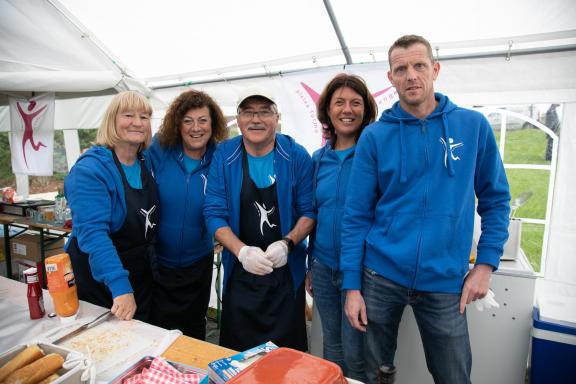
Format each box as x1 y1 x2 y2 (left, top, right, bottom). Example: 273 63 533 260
204 87 315 351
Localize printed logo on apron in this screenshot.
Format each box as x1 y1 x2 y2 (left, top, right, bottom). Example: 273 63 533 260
254 200 277 236
139 205 157 239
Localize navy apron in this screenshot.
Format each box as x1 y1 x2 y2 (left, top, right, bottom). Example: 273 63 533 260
150 251 214 340
69 152 159 322
219 145 307 351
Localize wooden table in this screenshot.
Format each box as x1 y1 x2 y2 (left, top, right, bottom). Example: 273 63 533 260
162 336 236 369
0 213 70 283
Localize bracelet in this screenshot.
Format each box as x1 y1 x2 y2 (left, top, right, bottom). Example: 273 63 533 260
283 237 295 253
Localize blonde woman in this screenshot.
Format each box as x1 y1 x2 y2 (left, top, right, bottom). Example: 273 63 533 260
65 91 158 321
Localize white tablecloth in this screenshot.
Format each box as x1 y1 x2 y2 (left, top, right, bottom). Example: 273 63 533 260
0 276 181 382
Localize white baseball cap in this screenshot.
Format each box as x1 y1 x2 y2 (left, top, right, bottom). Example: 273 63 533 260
237 87 276 110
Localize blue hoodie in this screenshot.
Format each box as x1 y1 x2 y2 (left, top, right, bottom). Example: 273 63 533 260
203 133 316 293
64 146 136 298
309 143 355 270
341 93 511 293
144 136 215 268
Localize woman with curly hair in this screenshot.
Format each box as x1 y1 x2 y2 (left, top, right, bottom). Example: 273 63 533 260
145 89 228 339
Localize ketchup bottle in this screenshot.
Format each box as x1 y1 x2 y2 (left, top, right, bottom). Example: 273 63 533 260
24 267 46 319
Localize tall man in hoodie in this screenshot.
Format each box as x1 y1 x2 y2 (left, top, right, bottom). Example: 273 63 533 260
204 89 315 351
341 35 511 383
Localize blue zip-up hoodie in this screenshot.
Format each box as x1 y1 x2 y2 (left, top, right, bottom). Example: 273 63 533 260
64 146 137 298
309 143 355 270
203 133 316 293
341 93 511 293
144 136 215 267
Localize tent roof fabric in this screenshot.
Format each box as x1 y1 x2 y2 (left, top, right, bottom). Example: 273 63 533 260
52 0 576 88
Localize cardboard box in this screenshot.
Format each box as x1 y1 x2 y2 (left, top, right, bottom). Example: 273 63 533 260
208 341 278 384
10 233 65 282
11 233 65 261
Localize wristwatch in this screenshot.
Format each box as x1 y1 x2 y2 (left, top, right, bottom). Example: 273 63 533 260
283 237 295 253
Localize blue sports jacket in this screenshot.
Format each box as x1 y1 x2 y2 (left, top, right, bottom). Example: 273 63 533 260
309 142 355 270
64 146 136 298
144 136 215 267
341 93 511 293
203 134 315 293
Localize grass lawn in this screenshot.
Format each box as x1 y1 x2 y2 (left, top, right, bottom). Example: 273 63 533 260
495 126 550 271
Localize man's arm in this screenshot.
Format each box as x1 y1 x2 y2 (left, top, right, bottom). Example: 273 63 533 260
215 226 245 258
341 129 378 291
459 264 493 313
284 216 315 245
345 290 367 332
461 115 511 312
340 129 379 329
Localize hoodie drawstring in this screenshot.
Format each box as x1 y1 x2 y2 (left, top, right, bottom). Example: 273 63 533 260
441 113 455 177
399 120 408 183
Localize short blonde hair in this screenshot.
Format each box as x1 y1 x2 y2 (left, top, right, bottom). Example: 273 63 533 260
96 91 153 150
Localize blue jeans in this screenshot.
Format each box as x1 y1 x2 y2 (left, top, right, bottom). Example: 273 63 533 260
312 259 367 382
363 268 471 384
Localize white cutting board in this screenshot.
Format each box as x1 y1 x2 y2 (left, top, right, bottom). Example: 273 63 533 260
53 318 181 382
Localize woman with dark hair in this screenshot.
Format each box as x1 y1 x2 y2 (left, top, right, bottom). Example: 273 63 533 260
307 74 377 381
145 89 228 339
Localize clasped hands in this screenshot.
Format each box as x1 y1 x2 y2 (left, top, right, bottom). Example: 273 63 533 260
238 240 289 275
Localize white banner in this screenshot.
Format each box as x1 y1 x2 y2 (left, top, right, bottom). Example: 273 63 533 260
9 93 55 175
278 65 399 154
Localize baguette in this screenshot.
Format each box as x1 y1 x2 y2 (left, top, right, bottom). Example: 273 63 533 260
4 353 64 384
0 345 45 382
37 373 59 384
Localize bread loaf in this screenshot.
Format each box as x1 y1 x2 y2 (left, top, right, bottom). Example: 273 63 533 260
37 373 60 384
4 353 64 384
0 345 45 382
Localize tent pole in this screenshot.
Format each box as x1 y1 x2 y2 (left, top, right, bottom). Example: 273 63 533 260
322 0 352 65
16 174 29 199
149 44 576 91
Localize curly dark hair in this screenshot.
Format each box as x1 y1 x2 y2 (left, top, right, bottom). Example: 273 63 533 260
316 74 377 147
158 89 228 148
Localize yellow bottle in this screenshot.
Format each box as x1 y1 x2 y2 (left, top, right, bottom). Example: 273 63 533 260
45 253 79 320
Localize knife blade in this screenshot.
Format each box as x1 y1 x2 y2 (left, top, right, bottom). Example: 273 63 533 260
52 310 112 345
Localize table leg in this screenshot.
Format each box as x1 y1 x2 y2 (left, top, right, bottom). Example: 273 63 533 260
39 227 47 288
3 223 12 279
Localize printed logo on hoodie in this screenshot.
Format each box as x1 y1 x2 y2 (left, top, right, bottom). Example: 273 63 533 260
439 137 464 168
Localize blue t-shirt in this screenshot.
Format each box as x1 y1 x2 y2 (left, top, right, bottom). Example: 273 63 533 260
120 162 142 189
247 150 275 188
183 155 201 173
335 145 355 162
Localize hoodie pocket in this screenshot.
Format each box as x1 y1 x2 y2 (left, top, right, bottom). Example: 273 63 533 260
419 216 464 278
365 215 419 273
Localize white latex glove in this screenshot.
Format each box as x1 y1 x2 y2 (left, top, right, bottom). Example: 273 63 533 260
474 289 500 312
265 240 289 268
238 246 274 275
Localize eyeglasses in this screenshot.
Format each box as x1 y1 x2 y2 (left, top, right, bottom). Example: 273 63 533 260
238 110 276 120
182 117 210 127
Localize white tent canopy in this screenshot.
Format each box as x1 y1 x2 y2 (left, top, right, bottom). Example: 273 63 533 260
1 0 575 316
0 0 163 116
